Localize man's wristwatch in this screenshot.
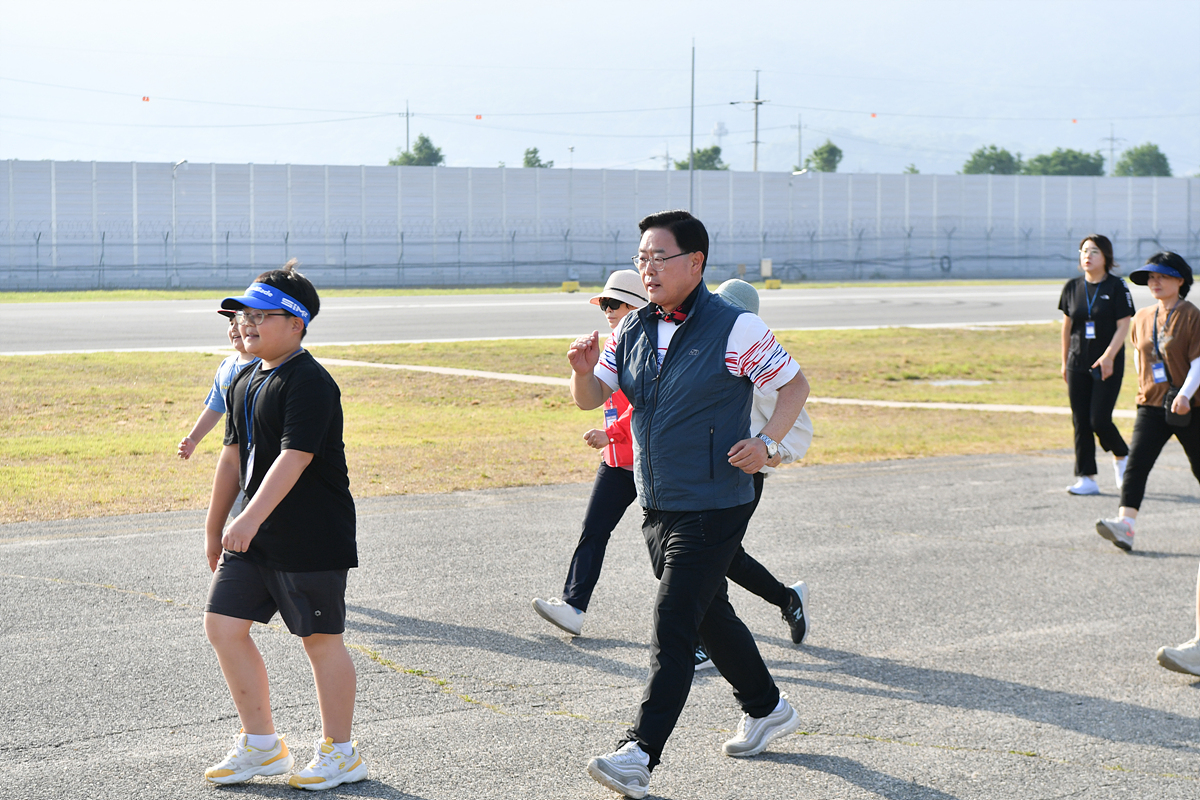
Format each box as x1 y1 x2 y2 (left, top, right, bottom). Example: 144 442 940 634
756 433 779 459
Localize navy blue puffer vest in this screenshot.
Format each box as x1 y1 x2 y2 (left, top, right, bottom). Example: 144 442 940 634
615 282 754 511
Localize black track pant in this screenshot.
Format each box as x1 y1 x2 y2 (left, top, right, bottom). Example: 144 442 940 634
1118 405 1200 510
562 467 790 612
1066 365 1129 477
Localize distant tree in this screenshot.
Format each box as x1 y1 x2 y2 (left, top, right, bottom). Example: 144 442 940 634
1113 143 1171 177
674 145 728 170
962 145 1022 175
523 147 553 168
804 140 842 172
1022 148 1104 176
903 163 919 174
389 134 445 166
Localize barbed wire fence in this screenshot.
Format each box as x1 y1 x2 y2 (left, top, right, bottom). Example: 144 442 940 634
3 161 1196 290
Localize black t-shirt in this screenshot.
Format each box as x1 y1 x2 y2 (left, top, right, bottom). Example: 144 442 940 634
1057 273 1135 372
223 350 356 572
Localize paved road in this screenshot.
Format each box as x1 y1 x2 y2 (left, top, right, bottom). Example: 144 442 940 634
5 450 1199 799
3 282 1151 355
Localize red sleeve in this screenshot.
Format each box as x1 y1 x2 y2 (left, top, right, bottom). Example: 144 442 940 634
605 390 632 445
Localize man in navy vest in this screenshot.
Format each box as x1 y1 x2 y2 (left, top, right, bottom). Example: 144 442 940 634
569 210 810 798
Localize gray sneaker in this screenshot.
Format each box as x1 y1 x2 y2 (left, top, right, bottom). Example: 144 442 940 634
722 693 802 757
1095 518 1134 551
1157 638 1200 677
586 741 650 799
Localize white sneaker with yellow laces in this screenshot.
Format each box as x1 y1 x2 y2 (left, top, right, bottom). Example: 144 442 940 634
204 730 292 784
288 737 368 791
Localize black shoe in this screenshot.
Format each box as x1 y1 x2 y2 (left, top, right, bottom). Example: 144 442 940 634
782 581 809 644
694 643 716 671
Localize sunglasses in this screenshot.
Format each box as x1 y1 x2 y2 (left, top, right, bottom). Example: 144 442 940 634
599 298 629 312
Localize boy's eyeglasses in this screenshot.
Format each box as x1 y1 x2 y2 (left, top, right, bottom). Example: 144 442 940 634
234 309 290 325
599 298 628 312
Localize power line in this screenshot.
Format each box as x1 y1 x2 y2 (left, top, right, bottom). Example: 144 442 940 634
0 112 396 129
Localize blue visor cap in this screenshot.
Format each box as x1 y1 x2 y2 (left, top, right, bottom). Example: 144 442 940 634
221 283 311 327
1128 263 1183 285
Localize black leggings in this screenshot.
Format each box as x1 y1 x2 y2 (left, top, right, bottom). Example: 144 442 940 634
1066 365 1129 476
1118 405 1200 510
561 464 790 612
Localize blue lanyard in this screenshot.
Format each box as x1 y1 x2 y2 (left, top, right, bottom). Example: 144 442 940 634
242 349 303 450
1084 279 1102 319
1152 304 1178 364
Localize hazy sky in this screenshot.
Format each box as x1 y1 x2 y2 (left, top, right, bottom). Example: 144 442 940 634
2 0 1198 175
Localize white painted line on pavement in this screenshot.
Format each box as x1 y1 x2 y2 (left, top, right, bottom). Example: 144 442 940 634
312 357 1122 417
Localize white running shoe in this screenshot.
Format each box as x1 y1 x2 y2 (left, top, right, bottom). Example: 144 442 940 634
1113 457 1127 491
722 693 802 757
204 730 292 784
1156 637 1200 677
1067 476 1100 495
288 737 368 791
531 597 585 636
586 740 651 799
1095 517 1134 551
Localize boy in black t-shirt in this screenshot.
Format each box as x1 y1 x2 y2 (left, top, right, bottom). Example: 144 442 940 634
202 261 367 790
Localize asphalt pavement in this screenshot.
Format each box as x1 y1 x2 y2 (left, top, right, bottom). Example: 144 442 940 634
5 447 1200 799
0 283 1123 355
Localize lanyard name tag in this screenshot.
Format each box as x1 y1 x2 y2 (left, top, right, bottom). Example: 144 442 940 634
604 407 619 428
245 445 256 484
1084 321 1096 340
1152 363 1168 384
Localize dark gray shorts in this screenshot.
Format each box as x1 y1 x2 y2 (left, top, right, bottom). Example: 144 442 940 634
205 553 348 637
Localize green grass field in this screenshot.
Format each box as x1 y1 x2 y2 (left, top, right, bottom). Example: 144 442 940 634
0 323 1101 524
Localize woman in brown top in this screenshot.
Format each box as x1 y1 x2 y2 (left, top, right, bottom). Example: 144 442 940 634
1096 252 1200 552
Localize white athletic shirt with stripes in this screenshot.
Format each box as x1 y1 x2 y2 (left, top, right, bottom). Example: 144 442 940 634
595 313 800 393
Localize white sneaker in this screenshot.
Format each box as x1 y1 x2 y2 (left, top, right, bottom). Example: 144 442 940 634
722 693 802 757
288 737 368 790
204 730 292 784
586 741 651 799
532 597 585 636
1095 517 1134 551
1067 476 1100 495
1114 457 1127 490
1157 637 1200 677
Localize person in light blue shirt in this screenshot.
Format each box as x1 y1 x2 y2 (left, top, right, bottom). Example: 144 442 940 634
178 311 259 459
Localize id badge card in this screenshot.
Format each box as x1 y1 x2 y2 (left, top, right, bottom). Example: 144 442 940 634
1084 321 1096 340
1152 362 1168 384
245 445 256 484
604 407 619 429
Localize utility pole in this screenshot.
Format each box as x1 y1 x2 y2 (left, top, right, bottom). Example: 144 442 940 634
403 101 411 153
731 69 768 171
792 113 802 170
688 40 695 212
1100 123 1125 175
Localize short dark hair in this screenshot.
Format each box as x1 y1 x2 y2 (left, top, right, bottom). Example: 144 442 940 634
1145 251 1194 299
255 259 320 338
638 210 709 272
1079 234 1116 273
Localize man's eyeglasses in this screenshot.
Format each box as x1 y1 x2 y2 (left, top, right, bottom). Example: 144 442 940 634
599 298 628 312
632 252 694 271
234 309 291 325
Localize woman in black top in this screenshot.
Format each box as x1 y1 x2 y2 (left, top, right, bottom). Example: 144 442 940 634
1058 234 1135 495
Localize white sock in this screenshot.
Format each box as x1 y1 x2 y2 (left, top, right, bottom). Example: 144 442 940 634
332 740 354 756
245 732 278 750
